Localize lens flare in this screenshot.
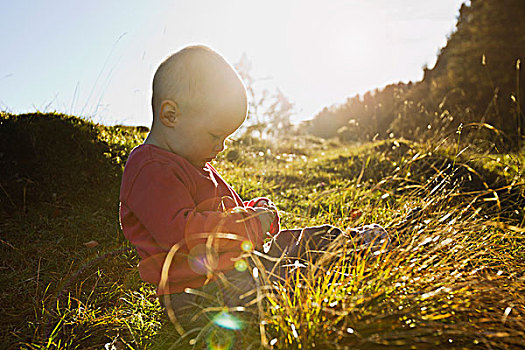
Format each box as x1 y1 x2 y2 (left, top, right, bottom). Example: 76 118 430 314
212 310 243 330
206 327 234 350
241 240 253 252
188 244 217 275
234 259 248 272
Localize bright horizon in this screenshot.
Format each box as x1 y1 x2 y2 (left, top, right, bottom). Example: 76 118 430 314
0 0 466 126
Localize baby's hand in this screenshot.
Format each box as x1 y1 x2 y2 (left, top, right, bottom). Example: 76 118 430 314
254 198 278 212
254 207 276 234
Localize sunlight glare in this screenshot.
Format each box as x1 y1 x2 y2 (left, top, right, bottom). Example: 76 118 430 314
212 310 244 330
241 240 253 252
234 259 248 272
188 244 218 275
206 327 235 350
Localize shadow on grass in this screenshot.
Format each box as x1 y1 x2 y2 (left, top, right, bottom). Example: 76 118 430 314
0 112 155 348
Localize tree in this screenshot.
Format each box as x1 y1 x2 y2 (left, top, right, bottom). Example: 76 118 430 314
234 54 296 139
308 0 525 149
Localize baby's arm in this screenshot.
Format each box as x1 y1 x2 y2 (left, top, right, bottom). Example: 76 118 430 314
122 162 269 290
126 162 265 252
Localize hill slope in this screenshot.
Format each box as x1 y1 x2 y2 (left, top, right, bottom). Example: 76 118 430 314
0 113 524 349
307 0 525 150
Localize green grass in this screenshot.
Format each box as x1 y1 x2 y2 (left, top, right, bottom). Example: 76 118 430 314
1 112 524 349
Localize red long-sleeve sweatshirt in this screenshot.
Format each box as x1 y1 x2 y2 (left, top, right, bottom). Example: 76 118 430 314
119 144 279 295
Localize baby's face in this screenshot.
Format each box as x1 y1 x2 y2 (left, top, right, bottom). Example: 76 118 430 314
169 96 246 168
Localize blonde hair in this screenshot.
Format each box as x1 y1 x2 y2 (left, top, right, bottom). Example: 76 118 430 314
151 45 246 120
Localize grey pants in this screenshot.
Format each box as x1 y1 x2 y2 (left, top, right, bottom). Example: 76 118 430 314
160 224 389 329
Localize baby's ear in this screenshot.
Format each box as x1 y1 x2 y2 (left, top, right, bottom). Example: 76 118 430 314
159 100 179 127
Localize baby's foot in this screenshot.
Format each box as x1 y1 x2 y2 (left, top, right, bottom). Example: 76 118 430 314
346 223 390 250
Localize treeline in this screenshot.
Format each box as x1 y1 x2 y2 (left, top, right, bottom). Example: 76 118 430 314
304 0 525 150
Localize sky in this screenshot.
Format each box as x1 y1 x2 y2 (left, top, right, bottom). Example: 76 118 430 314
0 0 467 126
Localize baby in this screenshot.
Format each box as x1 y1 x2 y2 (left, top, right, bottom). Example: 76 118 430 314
119 45 283 318
119 45 388 330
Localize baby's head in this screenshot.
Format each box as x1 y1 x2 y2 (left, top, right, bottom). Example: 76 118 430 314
147 45 247 168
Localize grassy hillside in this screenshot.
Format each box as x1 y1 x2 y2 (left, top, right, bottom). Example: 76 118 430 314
1 112 524 349
307 0 525 150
